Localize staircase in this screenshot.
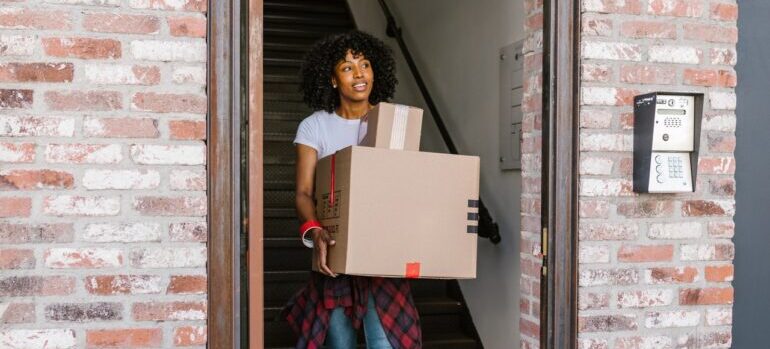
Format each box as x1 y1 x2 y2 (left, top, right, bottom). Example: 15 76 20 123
261 0 483 347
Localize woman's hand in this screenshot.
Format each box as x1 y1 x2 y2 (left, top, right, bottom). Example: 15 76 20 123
311 228 337 277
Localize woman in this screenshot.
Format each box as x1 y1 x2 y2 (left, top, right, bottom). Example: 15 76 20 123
282 31 422 349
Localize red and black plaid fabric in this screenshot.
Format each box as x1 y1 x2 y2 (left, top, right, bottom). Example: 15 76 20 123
282 272 422 349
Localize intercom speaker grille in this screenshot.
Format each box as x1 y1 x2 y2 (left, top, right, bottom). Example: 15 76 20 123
664 117 682 128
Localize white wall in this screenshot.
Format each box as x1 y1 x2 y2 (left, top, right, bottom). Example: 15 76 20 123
347 1 525 348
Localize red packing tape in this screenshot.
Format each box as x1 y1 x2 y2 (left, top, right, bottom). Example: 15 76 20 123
329 154 335 207
405 262 421 278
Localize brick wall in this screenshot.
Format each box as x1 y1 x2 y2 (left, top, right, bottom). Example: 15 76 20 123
0 1 208 348
520 0 544 348
578 0 737 348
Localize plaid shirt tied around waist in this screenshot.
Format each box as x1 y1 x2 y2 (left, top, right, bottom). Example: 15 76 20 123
281 272 422 349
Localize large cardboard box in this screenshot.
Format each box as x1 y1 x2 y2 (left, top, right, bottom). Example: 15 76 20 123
314 146 479 279
357 103 423 151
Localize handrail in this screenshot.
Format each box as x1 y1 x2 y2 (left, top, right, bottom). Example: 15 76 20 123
376 0 501 244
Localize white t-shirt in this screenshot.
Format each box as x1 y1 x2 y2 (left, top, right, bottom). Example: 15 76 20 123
293 110 361 159
294 110 362 247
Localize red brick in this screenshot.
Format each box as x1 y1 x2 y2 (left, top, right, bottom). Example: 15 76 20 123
83 13 160 34
706 265 734 282
45 302 122 322
173 326 206 346
648 0 703 17
618 244 674 262
0 170 74 190
0 63 73 83
707 133 736 152
646 267 698 284
84 117 159 138
682 200 734 217
169 120 206 140
684 68 718 86
87 328 162 348
0 303 35 324
134 196 206 216
0 223 73 244
621 20 676 39
45 91 122 111
524 12 544 30
581 64 612 83
85 275 163 295
167 275 206 294
0 197 31 217
579 315 637 332
718 69 737 87
0 276 75 296
579 292 610 310
584 0 642 14
679 287 733 305
132 301 206 321
0 9 71 30
132 92 206 114
620 113 634 130
620 64 675 85
708 221 735 238
710 3 738 21
0 89 33 109
582 17 613 37
168 16 206 38
617 200 673 218
698 157 735 174
710 178 735 196
520 318 540 339
0 249 35 269
684 23 738 43
579 200 609 218
45 248 123 268
43 37 121 59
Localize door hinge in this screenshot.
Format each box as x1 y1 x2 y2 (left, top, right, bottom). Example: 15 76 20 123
541 227 548 257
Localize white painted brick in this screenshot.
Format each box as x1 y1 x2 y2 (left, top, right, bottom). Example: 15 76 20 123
130 40 206 62
703 113 736 132
131 246 207 268
83 169 160 190
580 133 632 151
579 268 639 286
45 0 120 5
0 144 33 162
711 48 738 66
130 144 205 165
645 311 700 328
86 275 163 294
582 41 642 61
170 169 206 190
0 329 76 349
0 35 36 56
45 144 123 164
709 92 737 110
84 64 154 85
580 178 632 197
129 0 191 10
581 87 625 106
648 222 702 239
706 308 732 326
615 336 673 349
82 222 162 242
172 65 206 84
0 116 75 137
45 248 123 268
580 157 614 175
649 46 701 64
579 244 611 263
44 195 120 216
579 338 608 349
681 242 734 261
617 289 674 308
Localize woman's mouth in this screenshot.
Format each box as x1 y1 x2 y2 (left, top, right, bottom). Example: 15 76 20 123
352 82 367 92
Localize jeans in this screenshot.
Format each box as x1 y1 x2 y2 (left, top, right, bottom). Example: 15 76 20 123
325 294 392 349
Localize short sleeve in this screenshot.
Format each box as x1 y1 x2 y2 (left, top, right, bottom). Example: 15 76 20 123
293 116 321 153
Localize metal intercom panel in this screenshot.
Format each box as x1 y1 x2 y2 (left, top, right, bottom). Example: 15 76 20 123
633 92 704 193
499 40 524 171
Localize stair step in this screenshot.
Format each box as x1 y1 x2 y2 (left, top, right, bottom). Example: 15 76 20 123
264 297 463 321
265 13 353 28
264 0 349 15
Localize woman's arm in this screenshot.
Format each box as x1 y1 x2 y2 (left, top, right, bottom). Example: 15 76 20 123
295 144 337 277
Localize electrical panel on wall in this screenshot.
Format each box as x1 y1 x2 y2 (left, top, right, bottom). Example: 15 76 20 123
499 40 524 171
633 92 704 193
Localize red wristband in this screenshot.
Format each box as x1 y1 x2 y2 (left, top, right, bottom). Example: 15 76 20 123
300 220 322 237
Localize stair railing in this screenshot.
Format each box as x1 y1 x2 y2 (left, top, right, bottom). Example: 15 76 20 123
376 0 501 244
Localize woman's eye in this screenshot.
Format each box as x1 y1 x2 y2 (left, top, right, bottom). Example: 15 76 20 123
342 66 351 72
362 63 370 68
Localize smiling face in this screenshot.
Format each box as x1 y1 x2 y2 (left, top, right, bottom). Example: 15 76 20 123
331 50 374 106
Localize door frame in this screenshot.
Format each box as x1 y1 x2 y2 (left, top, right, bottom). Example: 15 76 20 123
541 0 580 348
207 0 579 347
207 0 264 348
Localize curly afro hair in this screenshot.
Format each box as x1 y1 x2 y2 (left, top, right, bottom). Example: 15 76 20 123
299 30 397 112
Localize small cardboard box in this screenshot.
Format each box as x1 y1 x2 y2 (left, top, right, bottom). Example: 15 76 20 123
314 146 479 279
357 103 423 151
